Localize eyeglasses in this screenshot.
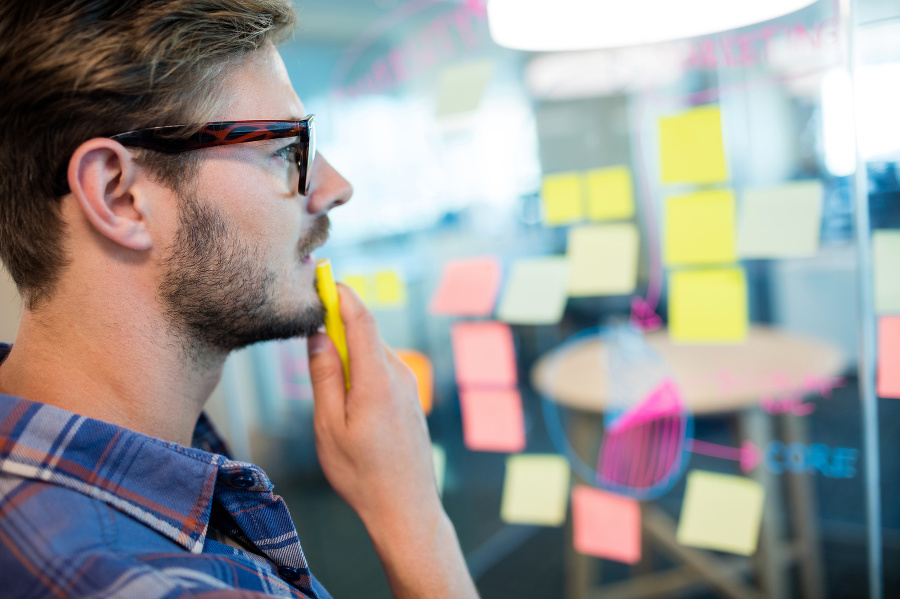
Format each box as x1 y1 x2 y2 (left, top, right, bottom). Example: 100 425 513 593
109 116 316 195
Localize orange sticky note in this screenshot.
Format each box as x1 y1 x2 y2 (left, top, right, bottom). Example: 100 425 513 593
878 316 900 398
572 486 642 564
429 257 502 316
396 349 434 414
451 321 517 388
460 388 526 452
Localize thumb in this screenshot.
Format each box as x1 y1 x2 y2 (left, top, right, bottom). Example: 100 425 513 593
307 333 347 424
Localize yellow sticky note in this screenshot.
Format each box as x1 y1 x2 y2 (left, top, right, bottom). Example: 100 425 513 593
665 189 736 266
874 231 900 314
676 470 764 556
585 166 635 221
501 454 571 526
435 60 494 117
542 173 585 226
737 181 823 258
375 270 406 307
497 257 570 325
343 274 372 303
568 224 639 297
659 104 728 184
669 268 747 343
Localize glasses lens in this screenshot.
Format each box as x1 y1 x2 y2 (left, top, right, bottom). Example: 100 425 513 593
304 116 316 195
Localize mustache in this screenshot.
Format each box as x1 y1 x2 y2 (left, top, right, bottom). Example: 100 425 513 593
298 215 330 258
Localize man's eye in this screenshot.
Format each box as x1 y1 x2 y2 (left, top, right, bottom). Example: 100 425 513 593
274 143 300 161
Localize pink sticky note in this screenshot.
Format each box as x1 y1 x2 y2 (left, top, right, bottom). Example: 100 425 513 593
572 486 642 564
429 257 502 316
451 321 517 388
878 316 900 398
459 389 526 452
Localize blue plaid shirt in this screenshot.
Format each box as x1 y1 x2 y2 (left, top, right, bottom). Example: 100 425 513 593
0 346 331 598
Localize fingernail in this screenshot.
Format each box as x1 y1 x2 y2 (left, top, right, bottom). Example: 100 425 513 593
308 333 329 356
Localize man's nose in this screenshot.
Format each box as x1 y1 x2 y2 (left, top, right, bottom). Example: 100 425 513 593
305 153 353 215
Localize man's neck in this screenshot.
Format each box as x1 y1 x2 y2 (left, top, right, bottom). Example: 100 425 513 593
0 300 225 446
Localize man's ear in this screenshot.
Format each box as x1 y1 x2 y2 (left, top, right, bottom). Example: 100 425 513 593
67 138 153 251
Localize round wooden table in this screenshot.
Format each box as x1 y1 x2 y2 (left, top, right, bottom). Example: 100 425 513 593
531 326 846 415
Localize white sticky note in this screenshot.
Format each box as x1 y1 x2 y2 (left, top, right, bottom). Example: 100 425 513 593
497 257 570 325
501 454 572 526
874 230 900 314
568 224 639 296
436 60 494 117
676 470 765 556
737 180 823 258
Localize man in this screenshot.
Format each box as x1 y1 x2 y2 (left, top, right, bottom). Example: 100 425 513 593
0 1 478 597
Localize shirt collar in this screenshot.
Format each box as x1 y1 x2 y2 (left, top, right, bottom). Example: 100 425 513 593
0 345 230 554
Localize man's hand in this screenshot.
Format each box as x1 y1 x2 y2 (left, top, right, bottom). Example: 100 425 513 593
307 285 478 598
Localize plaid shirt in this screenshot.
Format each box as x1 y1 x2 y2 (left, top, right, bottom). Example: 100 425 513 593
0 346 331 598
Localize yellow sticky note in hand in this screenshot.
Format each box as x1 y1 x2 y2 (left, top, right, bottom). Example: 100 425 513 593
501 454 571 526
541 173 584 226
568 224 639 296
586 166 635 221
676 470 764 556
375 270 406 307
659 104 728 184
665 189 736 266
669 267 747 343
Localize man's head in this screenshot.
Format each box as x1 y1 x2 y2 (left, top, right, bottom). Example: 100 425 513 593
0 1 352 357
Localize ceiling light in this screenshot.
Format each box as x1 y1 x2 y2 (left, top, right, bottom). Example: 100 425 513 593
487 0 818 52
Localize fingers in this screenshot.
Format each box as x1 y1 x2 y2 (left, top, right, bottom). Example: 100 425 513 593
335 284 391 388
307 333 347 426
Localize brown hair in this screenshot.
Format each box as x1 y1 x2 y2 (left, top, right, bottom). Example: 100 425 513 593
0 0 296 309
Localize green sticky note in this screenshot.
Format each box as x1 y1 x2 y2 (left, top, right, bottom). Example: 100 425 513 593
497 257 570 325
665 189 736 266
567 224 639 297
585 166 635 221
669 267 747 343
676 470 765 556
737 181 823 258
501 454 571 526
432 444 446 497
874 230 900 314
659 104 728 184
542 173 585 226
375 270 406 307
435 60 494 117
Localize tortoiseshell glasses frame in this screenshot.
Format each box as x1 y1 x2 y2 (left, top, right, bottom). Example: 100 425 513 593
109 116 316 195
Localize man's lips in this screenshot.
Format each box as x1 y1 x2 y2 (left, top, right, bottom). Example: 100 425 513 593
298 215 330 262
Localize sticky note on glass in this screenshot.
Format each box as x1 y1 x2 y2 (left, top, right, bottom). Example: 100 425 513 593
343 274 373 303
375 270 406 307
669 267 747 343
396 349 434 414
878 316 900 398
429 257 502 316
501 454 571 526
568 224 639 297
659 104 728 184
665 189 736 266
585 166 635 221
432 444 446 496
874 231 900 314
435 60 494 118
460 388 526 453
542 172 585 226
572 486 641 564
676 470 764 556
451 321 517 388
497 257 570 325
737 180 823 259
